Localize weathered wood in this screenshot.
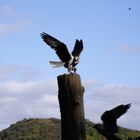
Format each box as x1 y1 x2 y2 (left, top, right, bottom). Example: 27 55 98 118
57 73 86 140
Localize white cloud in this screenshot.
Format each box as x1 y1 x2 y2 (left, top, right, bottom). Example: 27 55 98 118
0 77 140 131
0 22 30 35
84 80 140 130
0 4 30 35
0 64 42 81
0 79 59 130
0 5 19 17
120 44 140 54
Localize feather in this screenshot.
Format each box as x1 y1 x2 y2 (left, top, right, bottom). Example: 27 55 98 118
49 61 65 68
40 32 83 72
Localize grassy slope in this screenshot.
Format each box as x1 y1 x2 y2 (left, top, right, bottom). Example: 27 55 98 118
0 118 140 140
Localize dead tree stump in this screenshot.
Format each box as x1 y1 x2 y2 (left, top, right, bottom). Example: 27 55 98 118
57 73 86 140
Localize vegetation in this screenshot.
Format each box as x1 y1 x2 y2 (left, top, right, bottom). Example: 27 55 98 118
86 120 140 140
0 118 140 140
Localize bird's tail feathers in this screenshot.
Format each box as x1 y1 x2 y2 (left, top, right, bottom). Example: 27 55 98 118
49 61 65 68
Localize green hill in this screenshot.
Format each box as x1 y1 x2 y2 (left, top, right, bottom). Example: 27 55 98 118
0 118 140 140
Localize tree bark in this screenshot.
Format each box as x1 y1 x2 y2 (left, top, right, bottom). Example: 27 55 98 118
57 73 86 140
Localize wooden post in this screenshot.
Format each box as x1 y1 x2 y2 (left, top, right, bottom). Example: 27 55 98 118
57 73 86 140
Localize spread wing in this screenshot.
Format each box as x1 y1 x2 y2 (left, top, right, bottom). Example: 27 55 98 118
101 104 131 132
71 39 83 57
41 32 71 62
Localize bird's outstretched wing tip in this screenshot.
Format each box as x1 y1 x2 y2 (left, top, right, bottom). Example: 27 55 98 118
72 38 83 56
40 32 46 36
126 103 131 108
75 39 83 43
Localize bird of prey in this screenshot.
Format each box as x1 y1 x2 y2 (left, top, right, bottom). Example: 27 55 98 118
94 103 131 140
128 8 131 10
40 32 83 73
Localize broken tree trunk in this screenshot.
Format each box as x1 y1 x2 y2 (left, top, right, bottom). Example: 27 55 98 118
57 73 86 140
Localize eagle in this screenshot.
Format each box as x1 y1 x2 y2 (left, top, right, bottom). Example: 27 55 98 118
94 103 131 140
40 32 83 73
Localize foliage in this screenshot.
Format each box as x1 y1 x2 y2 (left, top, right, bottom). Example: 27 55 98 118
0 118 140 140
85 120 140 140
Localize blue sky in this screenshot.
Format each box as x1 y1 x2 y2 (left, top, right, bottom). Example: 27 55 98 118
0 0 140 131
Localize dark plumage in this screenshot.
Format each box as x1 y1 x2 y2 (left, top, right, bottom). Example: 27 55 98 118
94 103 131 140
40 32 83 73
